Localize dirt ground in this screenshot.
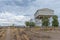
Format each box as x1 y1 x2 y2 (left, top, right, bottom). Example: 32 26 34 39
0 27 60 40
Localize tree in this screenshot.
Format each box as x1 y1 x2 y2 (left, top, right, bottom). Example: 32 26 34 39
42 16 50 27
52 15 59 27
25 21 30 27
25 21 35 28
29 22 35 28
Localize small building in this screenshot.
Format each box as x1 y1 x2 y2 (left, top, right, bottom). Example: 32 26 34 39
34 8 54 26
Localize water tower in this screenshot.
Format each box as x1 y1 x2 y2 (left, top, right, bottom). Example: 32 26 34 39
34 8 54 26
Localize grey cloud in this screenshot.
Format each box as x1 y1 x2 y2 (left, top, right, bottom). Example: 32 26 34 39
0 0 60 26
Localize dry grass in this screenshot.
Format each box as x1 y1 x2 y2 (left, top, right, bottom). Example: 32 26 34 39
0 27 60 40
0 28 6 40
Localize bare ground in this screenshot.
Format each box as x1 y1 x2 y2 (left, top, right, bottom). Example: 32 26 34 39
1 27 60 40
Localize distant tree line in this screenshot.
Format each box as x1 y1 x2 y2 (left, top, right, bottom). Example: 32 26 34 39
42 15 59 27
25 15 59 28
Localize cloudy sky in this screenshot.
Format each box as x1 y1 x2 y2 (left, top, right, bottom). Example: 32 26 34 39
0 0 60 26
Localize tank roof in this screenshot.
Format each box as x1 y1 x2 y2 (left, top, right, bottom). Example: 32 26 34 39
37 8 54 12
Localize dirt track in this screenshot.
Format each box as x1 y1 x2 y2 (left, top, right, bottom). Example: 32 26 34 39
5 27 11 40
